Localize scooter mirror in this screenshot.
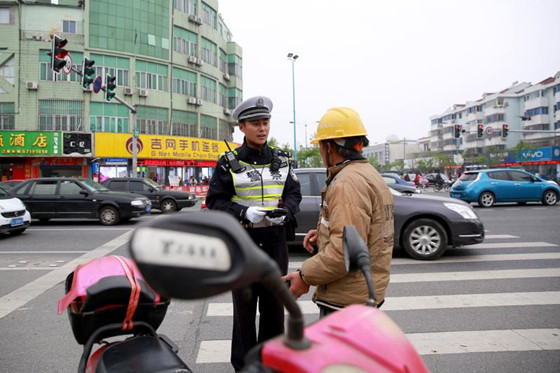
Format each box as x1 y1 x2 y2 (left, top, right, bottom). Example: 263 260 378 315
343 225 370 273
129 210 277 300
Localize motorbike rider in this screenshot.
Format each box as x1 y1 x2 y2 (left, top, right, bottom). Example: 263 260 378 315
206 96 302 371
282 107 394 318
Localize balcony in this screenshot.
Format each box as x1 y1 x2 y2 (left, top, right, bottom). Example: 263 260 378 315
523 114 550 126
484 105 506 116
523 131 555 142
524 96 549 111
466 112 484 122
555 91 560 104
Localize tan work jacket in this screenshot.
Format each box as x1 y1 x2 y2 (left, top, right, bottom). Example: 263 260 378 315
301 159 394 307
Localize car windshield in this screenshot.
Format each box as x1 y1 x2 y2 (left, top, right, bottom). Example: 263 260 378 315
81 179 110 192
144 178 163 190
459 172 479 182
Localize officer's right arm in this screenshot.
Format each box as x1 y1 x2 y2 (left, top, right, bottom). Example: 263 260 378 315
206 157 249 222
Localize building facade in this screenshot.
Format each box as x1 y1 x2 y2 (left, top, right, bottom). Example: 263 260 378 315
0 0 242 186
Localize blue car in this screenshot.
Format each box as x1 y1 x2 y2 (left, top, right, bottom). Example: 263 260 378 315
450 168 560 207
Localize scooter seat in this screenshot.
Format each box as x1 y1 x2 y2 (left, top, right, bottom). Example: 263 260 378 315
94 335 192 373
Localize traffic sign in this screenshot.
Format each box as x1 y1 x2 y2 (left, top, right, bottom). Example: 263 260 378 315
62 54 73 75
93 76 102 93
485 126 494 136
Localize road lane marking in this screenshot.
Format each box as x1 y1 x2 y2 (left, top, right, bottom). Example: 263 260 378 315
465 242 558 249
484 234 519 239
391 268 560 283
0 231 131 320
206 291 560 316
196 328 560 363
290 252 560 268
408 328 560 355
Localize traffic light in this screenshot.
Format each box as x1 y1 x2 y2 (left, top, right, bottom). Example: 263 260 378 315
105 74 116 101
477 124 484 138
81 57 95 89
47 35 68 73
453 124 462 138
502 124 509 138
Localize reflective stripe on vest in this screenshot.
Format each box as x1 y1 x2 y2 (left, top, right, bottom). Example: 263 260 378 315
231 158 289 209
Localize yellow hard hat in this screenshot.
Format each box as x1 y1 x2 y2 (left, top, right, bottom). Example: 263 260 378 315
310 107 367 144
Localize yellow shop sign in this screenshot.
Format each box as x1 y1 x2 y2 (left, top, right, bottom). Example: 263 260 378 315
95 133 234 160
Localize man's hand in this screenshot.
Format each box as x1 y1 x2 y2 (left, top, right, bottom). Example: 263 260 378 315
245 207 267 223
282 271 310 299
303 229 318 254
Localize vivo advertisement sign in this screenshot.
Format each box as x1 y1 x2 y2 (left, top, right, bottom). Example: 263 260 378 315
519 147 551 162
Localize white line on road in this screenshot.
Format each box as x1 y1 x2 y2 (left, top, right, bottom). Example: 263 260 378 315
484 234 519 239
466 242 558 249
0 231 131 320
290 252 560 268
391 268 560 283
196 328 560 363
206 291 560 316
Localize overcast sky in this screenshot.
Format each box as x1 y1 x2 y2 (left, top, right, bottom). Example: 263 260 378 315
218 0 560 147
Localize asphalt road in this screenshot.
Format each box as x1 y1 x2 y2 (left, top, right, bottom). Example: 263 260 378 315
0 196 559 372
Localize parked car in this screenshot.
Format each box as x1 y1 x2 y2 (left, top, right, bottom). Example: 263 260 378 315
381 173 416 187
292 168 484 260
102 177 197 213
450 168 560 207
381 175 420 195
10 178 151 225
0 180 25 189
0 187 31 235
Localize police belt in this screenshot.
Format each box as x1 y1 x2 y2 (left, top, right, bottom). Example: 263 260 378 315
243 220 285 229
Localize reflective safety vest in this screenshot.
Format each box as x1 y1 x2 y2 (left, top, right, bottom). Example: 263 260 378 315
231 157 289 212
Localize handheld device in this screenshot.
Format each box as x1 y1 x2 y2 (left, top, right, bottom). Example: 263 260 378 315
265 208 288 219
224 140 246 173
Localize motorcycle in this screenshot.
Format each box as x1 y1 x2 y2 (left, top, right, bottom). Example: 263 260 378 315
59 211 429 372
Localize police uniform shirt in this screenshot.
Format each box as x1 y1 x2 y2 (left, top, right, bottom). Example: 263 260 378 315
206 141 301 224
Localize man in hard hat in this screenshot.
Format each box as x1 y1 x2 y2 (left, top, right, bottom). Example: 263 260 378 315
206 96 302 371
282 107 394 317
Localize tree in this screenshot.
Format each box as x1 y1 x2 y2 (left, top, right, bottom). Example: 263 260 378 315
368 156 381 170
297 146 323 168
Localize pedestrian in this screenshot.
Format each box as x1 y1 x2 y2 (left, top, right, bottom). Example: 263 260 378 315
282 107 394 318
189 175 197 185
403 173 411 182
206 96 302 371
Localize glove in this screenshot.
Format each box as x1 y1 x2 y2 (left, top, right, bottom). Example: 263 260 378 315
245 207 267 224
265 215 286 225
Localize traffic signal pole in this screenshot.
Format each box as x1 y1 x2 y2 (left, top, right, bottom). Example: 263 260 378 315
70 65 139 177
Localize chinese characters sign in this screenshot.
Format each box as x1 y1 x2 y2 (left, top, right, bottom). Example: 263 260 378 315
0 131 60 156
95 133 234 161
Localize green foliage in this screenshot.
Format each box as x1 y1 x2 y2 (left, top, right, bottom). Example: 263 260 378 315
297 145 323 168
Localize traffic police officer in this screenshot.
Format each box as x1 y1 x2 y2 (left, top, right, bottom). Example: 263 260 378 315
206 96 302 371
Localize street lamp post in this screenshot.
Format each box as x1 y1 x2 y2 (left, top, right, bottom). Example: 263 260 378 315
287 52 299 167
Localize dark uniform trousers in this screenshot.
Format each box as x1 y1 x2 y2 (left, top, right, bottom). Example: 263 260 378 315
231 225 289 371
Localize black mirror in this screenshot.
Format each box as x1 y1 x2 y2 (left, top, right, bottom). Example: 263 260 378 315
342 225 377 307
129 210 277 300
79 190 89 196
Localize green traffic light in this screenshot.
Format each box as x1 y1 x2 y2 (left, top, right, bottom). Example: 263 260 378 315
105 74 117 101
82 58 96 89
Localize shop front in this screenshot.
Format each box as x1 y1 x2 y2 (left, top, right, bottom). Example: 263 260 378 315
500 146 560 182
0 131 90 180
94 133 235 195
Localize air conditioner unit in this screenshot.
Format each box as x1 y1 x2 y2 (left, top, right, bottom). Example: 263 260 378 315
188 55 197 64
26 81 38 90
188 14 198 23
223 73 230 81
188 96 197 104
223 108 231 115
196 58 204 66
139 88 149 97
196 17 202 25
196 98 203 106
124 87 133 96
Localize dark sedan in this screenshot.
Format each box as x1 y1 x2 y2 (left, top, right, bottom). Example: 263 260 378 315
10 178 152 225
102 177 197 213
292 168 484 260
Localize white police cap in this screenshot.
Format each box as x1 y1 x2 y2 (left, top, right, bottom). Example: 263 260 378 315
232 96 273 122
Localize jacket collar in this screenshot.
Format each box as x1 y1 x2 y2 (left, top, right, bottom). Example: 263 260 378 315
326 158 368 185
237 139 273 163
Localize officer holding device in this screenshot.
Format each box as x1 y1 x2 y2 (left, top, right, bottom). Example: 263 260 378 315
206 96 302 371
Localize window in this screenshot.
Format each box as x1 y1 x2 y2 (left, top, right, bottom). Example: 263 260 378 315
107 180 128 192
525 107 549 117
40 49 82 82
173 26 198 57
172 110 197 137
383 177 396 185
39 100 83 131
172 68 197 96
174 0 196 14
200 114 217 140
200 76 216 103
201 37 217 67
201 2 217 28
89 102 130 133
136 106 169 135
29 181 57 195
135 60 168 92
91 54 130 87
297 173 312 197
0 56 15 84
0 8 10 24
130 181 149 192
60 181 83 195
0 102 15 130
63 20 77 34
508 171 532 182
487 171 509 181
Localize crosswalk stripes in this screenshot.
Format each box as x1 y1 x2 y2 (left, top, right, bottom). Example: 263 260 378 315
192 235 560 368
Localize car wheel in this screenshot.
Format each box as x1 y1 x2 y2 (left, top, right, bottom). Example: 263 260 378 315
478 192 495 208
99 206 119 225
542 190 559 206
160 199 178 213
402 219 448 260
9 228 26 235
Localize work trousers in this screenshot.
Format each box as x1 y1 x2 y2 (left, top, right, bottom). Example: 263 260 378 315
231 226 288 371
